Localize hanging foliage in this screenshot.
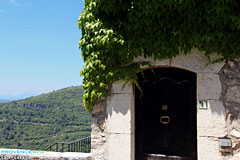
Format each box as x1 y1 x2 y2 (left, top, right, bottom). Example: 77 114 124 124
78 0 240 112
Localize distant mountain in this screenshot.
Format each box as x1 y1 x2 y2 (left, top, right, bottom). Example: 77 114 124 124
0 92 38 101
0 86 91 150
0 99 11 103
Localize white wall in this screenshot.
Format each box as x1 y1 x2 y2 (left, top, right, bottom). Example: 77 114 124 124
92 49 228 160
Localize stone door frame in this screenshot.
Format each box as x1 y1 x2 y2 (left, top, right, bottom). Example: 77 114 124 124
92 49 227 160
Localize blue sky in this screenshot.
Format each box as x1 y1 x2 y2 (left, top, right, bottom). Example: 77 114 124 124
0 0 85 95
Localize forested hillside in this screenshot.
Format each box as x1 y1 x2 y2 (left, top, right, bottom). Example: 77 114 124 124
0 86 91 150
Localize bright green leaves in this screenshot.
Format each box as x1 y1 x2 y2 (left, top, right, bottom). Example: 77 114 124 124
79 0 240 112
78 2 131 111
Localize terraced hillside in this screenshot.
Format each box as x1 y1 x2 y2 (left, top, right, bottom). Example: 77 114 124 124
0 86 91 150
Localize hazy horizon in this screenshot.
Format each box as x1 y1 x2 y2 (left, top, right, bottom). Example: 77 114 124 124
0 85 81 100
0 84 81 95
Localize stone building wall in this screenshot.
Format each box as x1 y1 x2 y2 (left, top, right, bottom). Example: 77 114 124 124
90 50 240 160
91 98 108 160
91 82 134 160
219 59 240 159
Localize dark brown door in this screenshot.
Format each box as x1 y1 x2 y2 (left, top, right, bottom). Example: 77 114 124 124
135 68 197 160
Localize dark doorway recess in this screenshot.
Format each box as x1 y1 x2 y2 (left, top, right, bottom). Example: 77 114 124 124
135 68 197 160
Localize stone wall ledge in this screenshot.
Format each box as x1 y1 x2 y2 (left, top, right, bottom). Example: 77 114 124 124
0 148 92 160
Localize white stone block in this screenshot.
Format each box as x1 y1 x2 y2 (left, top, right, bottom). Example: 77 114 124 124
203 61 225 74
197 73 222 100
110 81 133 94
107 133 132 160
170 49 206 72
202 53 225 73
170 49 224 73
134 55 170 67
197 136 221 160
197 100 227 137
61 152 92 160
106 94 133 134
134 49 225 73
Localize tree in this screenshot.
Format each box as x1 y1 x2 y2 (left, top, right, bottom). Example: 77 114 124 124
78 0 240 111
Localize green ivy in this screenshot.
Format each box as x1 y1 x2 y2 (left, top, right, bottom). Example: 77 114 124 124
78 0 240 112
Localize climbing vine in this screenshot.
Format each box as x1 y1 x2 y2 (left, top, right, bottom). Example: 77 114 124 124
78 0 240 112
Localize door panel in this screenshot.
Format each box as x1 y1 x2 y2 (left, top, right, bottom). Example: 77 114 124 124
135 68 197 160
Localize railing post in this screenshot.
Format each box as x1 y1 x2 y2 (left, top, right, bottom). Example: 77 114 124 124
76 141 78 152
85 139 87 152
68 144 70 152
89 137 91 152
80 140 82 152
62 143 64 152
83 139 85 152
73 143 75 152
87 139 88 152
56 143 58 152
74 142 76 152
88 137 90 152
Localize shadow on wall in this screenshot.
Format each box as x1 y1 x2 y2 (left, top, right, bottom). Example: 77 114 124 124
198 100 225 116
106 82 133 117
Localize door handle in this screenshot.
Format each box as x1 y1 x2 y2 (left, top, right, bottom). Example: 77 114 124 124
160 116 170 124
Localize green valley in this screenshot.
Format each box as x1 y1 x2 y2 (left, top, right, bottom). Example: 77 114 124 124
0 86 91 150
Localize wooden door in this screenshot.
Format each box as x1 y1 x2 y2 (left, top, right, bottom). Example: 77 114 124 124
135 68 197 160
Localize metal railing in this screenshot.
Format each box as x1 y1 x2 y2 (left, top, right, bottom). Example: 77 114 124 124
45 136 91 153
